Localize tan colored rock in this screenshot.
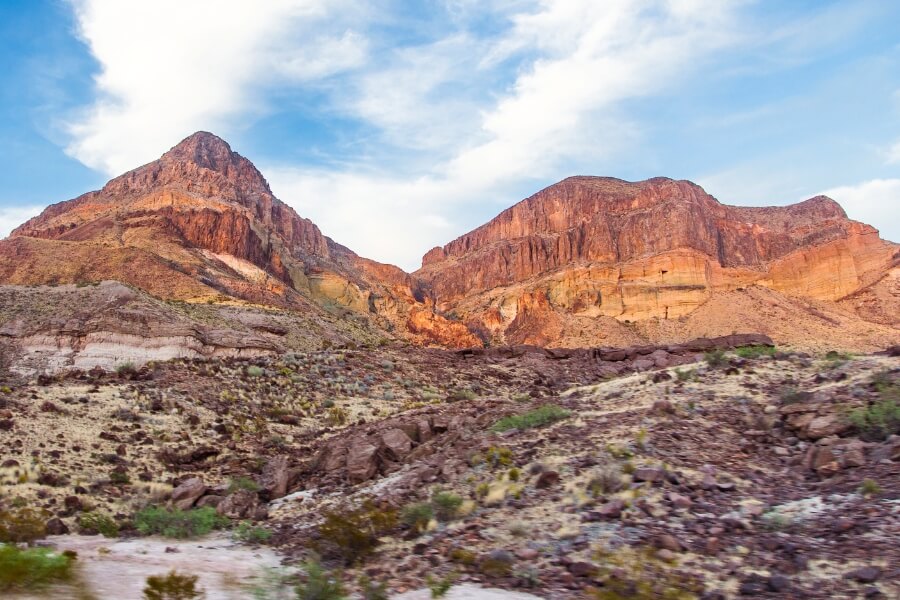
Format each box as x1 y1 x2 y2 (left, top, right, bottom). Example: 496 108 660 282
346 441 379 483
806 415 850 440
171 477 206 510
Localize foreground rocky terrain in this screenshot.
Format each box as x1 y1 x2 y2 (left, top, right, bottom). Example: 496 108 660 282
1 336 897 598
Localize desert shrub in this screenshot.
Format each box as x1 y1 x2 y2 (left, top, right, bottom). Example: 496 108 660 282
445 388 476 403
296 557 346 600
315 501 397 565
401 503 433 534
426 572 456 597
0 507 48 544
326 406 349 427
431 491 463 522
507 467 521 482
110 470 131 485
233 521 272 544
143 570 203 599
483 446 514 468
116 362 137 376
0 544 73 591
704 350 727 367
449 547 477 565
246 366 265 378
78 512 119 538
734 345 776 359
227 476 260 494
859 478 882 496
778 387 809 405
849 399 900 441
490 404 571 432
588 545 701 600
358 575 388 600
674 368 695 382
134 506 227 539
588 464 624 496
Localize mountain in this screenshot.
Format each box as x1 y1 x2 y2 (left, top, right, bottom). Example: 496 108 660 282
1 135 897 374
0 133 476 372
414 176 899 348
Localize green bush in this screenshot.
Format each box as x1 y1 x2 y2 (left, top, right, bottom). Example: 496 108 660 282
143 570 203 599
296 557 346 600
134 506 227 539
315 501 397 565
401 503 433 533
704 349 727 367
246 366 265 378
358 575 388 600
227 476 260 494
431 491 463 522
233 521 272 544
734 345 776 359
0 507 48 544
849 399 900 441
78 512 119 538
490 405 571 432
0 544 73 591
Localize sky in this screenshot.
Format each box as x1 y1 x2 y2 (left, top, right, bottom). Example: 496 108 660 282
0 0 899 271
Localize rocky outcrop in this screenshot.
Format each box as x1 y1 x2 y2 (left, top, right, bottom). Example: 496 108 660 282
415 177 898 345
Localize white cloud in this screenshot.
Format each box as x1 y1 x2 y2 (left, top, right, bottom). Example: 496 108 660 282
65 0 368 175
886 140 900 165
821 179 900 242
0 206 43 239
272 0 744 269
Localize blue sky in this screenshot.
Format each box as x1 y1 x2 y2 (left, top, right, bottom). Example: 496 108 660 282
1 0 899 270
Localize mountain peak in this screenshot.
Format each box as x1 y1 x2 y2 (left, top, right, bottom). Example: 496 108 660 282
161 131 239 172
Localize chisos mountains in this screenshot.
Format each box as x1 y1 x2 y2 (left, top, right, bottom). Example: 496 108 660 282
0 131 897 374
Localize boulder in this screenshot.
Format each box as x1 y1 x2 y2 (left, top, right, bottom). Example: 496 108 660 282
259 455 290 500
171 477 206 510
806 414 849 440
217 489 259 519
380 428 413 461
347 441 379 483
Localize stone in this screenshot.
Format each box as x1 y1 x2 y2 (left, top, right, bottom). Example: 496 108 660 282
259 455 290 500
595 499 626 519
45 518 69 536
535 470 560 489
196 494 224 509
633 467 666 483
347 442 380 483
171 477 206 510
380 428 413 461
767 574 790 593
806 414 850 439
845 567 882 583
656 534 682 552
568 561 599 577
216 489 259 520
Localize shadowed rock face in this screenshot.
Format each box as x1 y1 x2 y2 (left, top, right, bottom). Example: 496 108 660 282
414 176 898 344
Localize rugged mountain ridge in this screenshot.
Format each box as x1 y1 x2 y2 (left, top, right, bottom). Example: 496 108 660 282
1 132 897 373
415 176 898 346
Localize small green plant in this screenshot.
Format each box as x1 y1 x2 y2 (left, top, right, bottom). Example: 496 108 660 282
110 470 131 485
233 521 272 544
483 446 514 468
507 467 521 482
315 501 398 565
674 368 695 382
635 427 649 450
490 404 571 432
475 482 490 499
588 464 624 496
849 399 900 441
296 557 346 600
426 572 456 598
760 511 793 531
449 547 477 565
78 512 120 538
227 476 260 494
859 478 882 496
401 503 433 534
143 570 203 599
116 362 137 376
734 345 776 359
134 506 227 539
445 388 476 402
704 349 727 367
358 575 388 600
431 491 463 522
0 544 73 591
326 406 349 427
0 508 48 544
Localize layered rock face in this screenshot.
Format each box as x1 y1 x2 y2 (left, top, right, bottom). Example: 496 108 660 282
2 132 476 349
415 177 898 345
